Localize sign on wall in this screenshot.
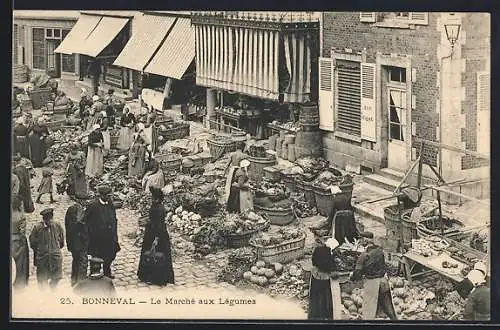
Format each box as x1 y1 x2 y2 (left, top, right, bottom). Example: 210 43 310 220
360 62 377 142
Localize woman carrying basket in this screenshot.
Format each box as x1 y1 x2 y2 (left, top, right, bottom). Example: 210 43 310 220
224 142 248 211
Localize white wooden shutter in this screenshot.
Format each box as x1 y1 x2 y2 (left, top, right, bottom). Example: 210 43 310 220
318 57 335 131
360 63 377 142
409 12 428 25
477 72 490 155
360 12 377 23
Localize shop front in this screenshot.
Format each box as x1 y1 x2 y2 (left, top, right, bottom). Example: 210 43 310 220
191 12 320 138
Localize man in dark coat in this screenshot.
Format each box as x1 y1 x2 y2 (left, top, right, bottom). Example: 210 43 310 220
29 208 64 290
12 155 35 213
84 185 120 278
74 257 116 296
462 269 490 320
65 203 89 286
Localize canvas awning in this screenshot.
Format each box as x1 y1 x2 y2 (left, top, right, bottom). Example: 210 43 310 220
113 14 176 71
54 14 102 55
54 14 129 57
143 18 195 80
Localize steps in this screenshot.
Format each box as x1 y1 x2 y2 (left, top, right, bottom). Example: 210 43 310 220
363 172 408 192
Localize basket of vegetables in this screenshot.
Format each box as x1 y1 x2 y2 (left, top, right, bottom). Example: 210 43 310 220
225 211 271 248
158 122 190 141
254 199 295 226
250 228 306 264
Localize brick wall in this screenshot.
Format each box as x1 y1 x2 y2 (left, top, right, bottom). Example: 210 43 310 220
460 13 490 169
322 12 441 166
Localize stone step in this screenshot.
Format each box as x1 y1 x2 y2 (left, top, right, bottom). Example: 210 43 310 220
379 167 406 182
363 173 408 192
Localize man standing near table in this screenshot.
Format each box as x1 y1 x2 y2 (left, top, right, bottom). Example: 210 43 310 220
462 269 490 320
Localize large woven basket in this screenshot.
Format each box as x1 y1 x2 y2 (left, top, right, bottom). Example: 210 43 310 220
30 88 51 109
158 123 190 141
254 204 295 226
227 221 270 248
313 184 334 216
156 153 182 172
250 233 306 264
296 177 316 207
207 137 236 160
110 134 119 149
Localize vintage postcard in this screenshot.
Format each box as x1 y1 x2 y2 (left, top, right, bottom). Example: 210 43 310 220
11 10 490 321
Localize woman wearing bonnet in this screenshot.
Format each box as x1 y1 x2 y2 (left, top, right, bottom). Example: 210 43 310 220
308 238 343 320
85 124 104 177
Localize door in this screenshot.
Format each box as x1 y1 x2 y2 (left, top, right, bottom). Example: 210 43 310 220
46 39 61 77
387 88 408 170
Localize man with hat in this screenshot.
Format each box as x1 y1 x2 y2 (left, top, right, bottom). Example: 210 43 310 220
65 203 89 286
83 185 120 279
350 232 397 320
462 269 490 320
29 208 65 290
73 257 116 296
12 154 35 213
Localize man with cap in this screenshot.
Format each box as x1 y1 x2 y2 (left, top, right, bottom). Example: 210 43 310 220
29 208 65 290
12 154 35 213
454 261 490 300
462 269 490 320
65 203 89 286
350 232 397 320
83 185 121 279
73 257 116 296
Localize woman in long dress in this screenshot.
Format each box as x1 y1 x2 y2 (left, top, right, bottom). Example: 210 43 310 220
142 160 165 191
128 133 148 178
143 109 158 155
29 117 50 168
13 117 31 159
11 194 29 289
224 142 247 210
117 106 136 150
227 159 253 213
137 186 175 286
85 124 104 177
308 241 342 320
100 112 111 156
65 143 88 199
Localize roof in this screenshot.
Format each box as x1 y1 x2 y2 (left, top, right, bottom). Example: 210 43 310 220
13 10 80 20
141 10 191 17
79 10 138 18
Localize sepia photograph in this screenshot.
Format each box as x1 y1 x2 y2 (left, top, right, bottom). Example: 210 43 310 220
10 10 490 321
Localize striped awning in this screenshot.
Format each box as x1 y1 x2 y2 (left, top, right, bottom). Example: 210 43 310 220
113 14 176 71
143 18 195 80
55 15 129 57
54 14 101 55
194 24 312 102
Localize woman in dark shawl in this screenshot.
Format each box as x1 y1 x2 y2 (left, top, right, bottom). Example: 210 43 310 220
12 155 35 213
29 117 50 168
11 194 29 289
85 124 104 177
137 187 175 286
308 242 342 320
65 143 88 199
128 133 148 178
13 117 31 159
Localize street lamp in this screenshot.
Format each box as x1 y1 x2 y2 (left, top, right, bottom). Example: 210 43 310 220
444 22 461 52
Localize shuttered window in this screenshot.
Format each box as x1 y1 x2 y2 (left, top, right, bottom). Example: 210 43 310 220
318 57 335 131
336 60 361 136
13 24 18 65
61 29 75 73
32 28 46 70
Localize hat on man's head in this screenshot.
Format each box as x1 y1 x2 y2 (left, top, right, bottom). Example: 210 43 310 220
97 185 112 196
474 262 488 276
240 159 250 168
40 208 54 216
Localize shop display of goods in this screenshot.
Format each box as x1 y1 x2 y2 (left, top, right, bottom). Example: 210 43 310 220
441 261 459 269
450 250 481 265
251 227 303 247
410 238 441 257
217 247 257 284
243 260 286 287
224 211 269 235
295 157 330 176
268 262 308 299
290 193 317 218
469 230 489 253
270 120 301 132
170 205 203 237
313 170 344 188
332 249 360 272
191 215 228 256
426 287 465 319
248 145 267 158
256 180 288 202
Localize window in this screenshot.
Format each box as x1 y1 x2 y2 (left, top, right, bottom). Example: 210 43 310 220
360 12 428 26
53 29 60 38
388 89 407 141
32 28 46 70
61 29 75 73
389 66 406 83
336 60 361 136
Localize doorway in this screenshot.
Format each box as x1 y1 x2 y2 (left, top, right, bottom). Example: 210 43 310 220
46 39 61 77
387 87 408 170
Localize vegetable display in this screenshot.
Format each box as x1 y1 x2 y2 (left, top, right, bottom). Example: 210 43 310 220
243 260 283 287
217 247 256 284
170 205 203 237
224 211 269 235
251 227 303 247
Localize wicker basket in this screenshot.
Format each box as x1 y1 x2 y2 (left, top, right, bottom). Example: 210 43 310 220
158 123 190 141
156 153 182 171
207 137 237 160
313 184 334 216
282 173 297 193
254 204 295 226
263 166 281 182
30 88 51 110
250 233 306 264
110 134 119 149
227 221 270 248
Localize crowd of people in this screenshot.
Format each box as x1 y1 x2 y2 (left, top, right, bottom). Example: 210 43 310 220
11 88 175 296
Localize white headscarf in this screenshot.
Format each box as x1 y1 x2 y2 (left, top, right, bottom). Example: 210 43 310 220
92 95 100 102
240 159 250 169
467 269 486 286
325 238 340 251
474 262 488 276
15 117 24 125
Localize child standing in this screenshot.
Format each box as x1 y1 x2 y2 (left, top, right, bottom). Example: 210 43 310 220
36 168 55 204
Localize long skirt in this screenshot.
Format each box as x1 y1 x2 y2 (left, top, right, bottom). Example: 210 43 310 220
15 136 31 159
117 126 133 150
226 187 240 213
137 223 175 286
308 277 338 320
102 130 111 151
85 146 104 177
68 168 88 199
128 154 146 178
12 237 29 289
37 176 53 194
224 166 237 204
239 189 253 212
29 135 46 168
363 277 397 320
143 126 158 154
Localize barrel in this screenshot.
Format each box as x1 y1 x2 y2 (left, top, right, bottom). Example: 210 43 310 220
384 205 402 246
13 65 28 83
248 155 277 184
295 131 323 158
299 103 320 127
288 144 296 162
232 131 247 144
401 212 418 246
268 134 278 151
284 134 296 144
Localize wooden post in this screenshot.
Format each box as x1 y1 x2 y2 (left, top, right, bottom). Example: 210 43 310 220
437 190 444 235
417 141 424 189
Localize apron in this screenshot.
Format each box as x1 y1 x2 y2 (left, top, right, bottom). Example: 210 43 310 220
102 130 111 151
308 272 342 319
362 276 396 320
224 166 238 204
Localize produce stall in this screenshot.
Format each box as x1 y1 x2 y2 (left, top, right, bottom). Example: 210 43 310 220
214 106 261 137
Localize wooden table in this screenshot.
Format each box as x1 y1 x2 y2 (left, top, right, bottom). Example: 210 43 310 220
401 250 466 285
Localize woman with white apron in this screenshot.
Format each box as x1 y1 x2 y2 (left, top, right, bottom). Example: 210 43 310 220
349 232 397 320
308 239 343 320
224 142 247 212
85 124 104 177
100 111 111 156
235 159 253 213
117 106 136 150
